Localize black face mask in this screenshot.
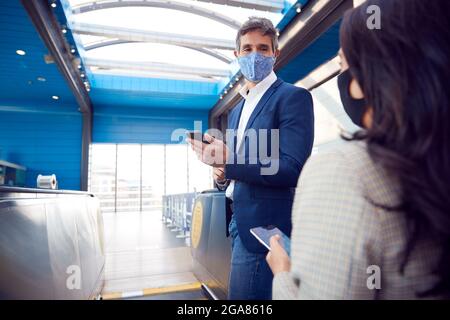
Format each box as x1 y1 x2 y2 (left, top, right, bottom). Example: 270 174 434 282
337 69 367 128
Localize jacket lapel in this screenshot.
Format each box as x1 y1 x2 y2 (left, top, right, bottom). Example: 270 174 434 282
244 78 283 131
231 99 245 130
229 99 245 152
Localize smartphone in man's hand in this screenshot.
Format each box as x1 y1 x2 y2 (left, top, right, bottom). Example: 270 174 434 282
186 130 210 144
250 225 291 256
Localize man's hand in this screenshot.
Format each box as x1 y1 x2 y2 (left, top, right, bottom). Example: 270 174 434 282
187 133 229 168
266 235 291 275
213 167 226 183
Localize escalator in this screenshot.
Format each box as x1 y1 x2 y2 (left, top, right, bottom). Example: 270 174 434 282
0 187 229 300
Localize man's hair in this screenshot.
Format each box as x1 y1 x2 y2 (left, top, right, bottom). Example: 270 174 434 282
235 17 279 52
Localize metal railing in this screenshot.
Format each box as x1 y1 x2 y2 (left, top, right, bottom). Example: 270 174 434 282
162 192 197 239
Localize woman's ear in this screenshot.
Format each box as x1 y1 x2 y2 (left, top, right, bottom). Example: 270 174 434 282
349 78 365 99
362 107 373 129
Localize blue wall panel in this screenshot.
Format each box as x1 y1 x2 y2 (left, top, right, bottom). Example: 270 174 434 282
0 105 82 190
90 88 218 110
93 105 209 144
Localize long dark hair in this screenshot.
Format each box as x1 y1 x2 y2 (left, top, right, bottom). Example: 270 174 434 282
340 0 450 296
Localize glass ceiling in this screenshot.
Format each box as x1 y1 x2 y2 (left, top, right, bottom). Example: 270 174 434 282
64 0 296 84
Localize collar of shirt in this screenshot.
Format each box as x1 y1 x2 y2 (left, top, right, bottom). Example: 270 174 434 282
239 71 277 102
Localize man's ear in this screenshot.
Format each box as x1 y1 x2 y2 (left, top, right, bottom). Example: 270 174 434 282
274 49 280 58
234 50 239 58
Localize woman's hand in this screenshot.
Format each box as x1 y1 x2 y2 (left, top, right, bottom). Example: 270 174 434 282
266 234 291 275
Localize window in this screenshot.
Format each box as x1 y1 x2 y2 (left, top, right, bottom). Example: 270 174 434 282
166 144 189 195
88 144 116 213
188 147 213 193
116 144 141 212
89 143 212 213
142 145 165 211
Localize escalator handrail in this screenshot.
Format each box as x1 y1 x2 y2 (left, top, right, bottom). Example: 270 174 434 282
0 186 95 197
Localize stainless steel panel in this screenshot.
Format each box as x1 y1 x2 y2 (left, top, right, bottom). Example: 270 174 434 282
0 188 104 299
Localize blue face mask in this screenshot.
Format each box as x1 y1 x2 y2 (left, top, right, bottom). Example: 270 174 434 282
238 52 276 83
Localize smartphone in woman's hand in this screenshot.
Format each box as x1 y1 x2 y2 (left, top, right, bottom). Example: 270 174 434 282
250 225 291 256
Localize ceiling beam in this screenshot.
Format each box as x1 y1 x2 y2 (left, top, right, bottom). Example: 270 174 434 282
21 0 92 114
275 0 350 70
186 47 232 64
72 0 242 30
194 0 285 13
84 57 231 78
91 68 222 82
71 22 236 50
295 55 340 90
83 39 232 63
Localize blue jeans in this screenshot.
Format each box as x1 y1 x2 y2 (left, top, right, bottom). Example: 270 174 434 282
228 217 273 300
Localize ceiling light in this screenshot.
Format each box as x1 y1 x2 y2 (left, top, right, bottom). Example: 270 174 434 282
80 73 85 78
16 49 26 56
51 3 57 8
70 48 76 54
37 77 46 82
296 5 302 13
44 54 54 64
52 95 59 100
62 28 67 34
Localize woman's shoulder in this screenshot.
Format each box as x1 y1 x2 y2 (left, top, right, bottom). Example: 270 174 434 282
312 139 369 164
302 139 370 179
301 139 400 207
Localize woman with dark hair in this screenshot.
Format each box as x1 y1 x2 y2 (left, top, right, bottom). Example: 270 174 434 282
267 0 450 299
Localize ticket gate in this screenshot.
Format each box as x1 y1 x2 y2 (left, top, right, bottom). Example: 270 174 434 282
190 190 231 300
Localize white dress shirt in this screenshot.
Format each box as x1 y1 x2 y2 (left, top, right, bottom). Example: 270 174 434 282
225 71 278 199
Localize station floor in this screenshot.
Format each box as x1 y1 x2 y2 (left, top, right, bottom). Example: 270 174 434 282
100 211 204 300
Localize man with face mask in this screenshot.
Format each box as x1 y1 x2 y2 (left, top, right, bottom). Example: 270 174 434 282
188 17 314 300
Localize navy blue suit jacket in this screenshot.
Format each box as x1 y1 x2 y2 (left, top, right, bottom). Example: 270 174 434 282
225 78 314 253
